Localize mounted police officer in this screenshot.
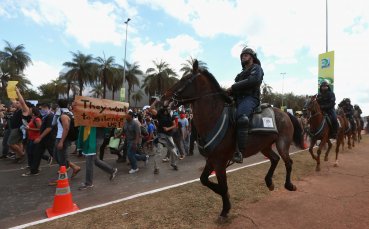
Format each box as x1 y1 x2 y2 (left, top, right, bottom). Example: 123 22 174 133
338 98 356 131
227 47 264 163
354 104 363 129
316 81 338 138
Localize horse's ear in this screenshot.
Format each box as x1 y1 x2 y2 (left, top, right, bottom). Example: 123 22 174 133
193 59 199 73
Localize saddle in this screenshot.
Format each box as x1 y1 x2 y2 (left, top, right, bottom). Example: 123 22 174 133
249 103 278 134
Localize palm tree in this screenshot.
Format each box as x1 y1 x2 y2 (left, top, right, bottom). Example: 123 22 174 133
142 60 178 98
96 54 117 99
62 51 97 96
58 72 79 101
261 82 273 103
180 57 208 77
131 90 144 107
0 41 32 90
89 84 103 98
120 61 143 104
110 70 124 100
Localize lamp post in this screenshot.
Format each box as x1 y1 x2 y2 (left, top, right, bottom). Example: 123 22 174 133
280 72 286 109
122 18 131 102
326 0 328 52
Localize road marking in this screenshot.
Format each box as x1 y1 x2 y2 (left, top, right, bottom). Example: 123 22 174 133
10 147 311 229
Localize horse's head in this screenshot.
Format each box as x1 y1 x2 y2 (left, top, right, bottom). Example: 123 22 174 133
303 94 321 118
161 59 228 109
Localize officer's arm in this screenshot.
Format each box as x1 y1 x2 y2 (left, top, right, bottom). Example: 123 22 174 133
231 65 263 92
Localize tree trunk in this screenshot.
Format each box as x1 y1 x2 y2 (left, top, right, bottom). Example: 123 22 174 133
79 80 83 96
67 83 71 101
103 71 106 99
112 87 115 100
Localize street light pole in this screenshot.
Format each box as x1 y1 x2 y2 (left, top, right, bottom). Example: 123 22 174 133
326 0 328 52
280 72 286 109
122 18 131 101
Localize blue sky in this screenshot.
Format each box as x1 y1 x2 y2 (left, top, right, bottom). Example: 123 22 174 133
1 0 369 115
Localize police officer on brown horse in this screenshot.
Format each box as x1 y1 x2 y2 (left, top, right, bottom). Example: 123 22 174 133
317 81 338 138
227 47 264 163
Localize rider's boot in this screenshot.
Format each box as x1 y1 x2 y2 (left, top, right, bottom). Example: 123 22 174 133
232 115 249 163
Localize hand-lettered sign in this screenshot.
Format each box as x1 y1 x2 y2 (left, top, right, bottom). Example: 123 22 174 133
72 96 129 128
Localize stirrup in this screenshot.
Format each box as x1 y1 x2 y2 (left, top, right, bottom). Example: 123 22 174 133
232 151 243 163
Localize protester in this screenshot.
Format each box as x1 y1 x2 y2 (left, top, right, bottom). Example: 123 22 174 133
7 88 30 163
52 99 81 183
78 126 118 190
123 111 149 174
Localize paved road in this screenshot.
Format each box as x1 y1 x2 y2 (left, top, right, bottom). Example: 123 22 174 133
0 137 299 228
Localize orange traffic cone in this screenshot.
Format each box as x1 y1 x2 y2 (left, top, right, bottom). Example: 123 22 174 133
46 166 79 218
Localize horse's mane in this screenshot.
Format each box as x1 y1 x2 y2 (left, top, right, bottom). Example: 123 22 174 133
197 68 233 104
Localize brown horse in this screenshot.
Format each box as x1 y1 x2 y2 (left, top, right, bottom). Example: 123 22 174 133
354 110 363 143
304 95 341 170
337 107 356 149
161 60 304 219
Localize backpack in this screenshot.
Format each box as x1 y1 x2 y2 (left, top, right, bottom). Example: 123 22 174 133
59 112 79 141
140 125 149 137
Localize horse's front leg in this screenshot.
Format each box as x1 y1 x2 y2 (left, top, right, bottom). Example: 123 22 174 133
324 139 332 161
316 141 324 171
200 161 230 219
309 139 318 161
215 167 230 219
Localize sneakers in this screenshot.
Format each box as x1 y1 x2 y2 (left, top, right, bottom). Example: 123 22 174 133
170 164 178 171
110 168 118 181
128 168 139 174
162 157 169 162
145 155 149 166
0 155 7 159
22 171 40 177
78 183 94 191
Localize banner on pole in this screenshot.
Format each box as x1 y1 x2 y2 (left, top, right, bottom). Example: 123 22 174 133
318 51 335 92
120 88 125 102
72 96 129 128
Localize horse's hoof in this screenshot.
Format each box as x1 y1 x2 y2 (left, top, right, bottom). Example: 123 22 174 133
316 166 321 172
285 183 297 191
334 162 339 167
324 157 329 162
217 215 228 224
268 183 275 191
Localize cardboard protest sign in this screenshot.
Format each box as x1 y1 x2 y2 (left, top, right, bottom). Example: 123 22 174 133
6 81 18 99
72 96 129 128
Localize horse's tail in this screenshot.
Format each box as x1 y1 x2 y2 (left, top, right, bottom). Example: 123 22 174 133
287 112 306 149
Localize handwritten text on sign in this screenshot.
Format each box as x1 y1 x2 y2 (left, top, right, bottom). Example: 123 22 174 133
73 96 129 128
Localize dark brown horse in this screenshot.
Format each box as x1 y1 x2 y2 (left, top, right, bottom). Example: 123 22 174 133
337 107 356 149
161 60 304 219
304 95 343 170
354 110 363 143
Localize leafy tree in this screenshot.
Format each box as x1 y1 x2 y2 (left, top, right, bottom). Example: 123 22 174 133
62 51 97 96
96 54 117 99
142 60 178 98
89 84 103 98
131 90 144 107
121 61 143 104
110 70 123 100
180 57 208 77
0 41 32 99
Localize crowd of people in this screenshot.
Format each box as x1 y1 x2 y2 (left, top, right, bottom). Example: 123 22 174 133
0 90 197 190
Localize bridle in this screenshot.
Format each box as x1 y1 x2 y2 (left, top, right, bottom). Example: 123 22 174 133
304 95 326 138
165 72 224 107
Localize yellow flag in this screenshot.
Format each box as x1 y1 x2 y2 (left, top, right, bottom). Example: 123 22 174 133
6 81 18 99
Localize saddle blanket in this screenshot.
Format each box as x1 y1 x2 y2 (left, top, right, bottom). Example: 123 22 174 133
249 107 278 134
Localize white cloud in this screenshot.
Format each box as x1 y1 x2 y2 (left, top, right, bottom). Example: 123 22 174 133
16 0 136 47
24 61 61 88
130 34 202 76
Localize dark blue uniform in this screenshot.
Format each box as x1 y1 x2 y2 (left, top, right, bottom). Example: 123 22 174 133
317 83 338 136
